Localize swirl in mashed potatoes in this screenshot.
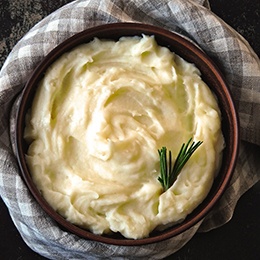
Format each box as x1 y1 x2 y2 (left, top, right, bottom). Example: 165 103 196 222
24 35 225 239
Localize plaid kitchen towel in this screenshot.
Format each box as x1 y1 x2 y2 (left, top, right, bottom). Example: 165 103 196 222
0 0 260 259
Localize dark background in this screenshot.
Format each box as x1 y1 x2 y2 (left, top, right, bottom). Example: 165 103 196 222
0 0 259 259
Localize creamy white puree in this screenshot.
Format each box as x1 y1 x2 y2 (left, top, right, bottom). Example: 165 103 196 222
24 35 225 239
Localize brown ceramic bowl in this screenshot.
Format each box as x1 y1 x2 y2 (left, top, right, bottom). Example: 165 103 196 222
15 23 239 246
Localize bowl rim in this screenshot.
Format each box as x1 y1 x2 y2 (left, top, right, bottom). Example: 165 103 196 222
15 22 239 246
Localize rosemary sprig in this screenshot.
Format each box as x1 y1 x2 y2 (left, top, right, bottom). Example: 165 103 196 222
158 138 203 192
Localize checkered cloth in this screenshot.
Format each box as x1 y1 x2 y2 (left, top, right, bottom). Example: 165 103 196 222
1 0 260 259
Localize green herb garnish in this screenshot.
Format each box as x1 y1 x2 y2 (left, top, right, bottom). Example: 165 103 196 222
158 138 203 192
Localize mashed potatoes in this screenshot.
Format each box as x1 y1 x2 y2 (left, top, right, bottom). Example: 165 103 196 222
24 35 225 239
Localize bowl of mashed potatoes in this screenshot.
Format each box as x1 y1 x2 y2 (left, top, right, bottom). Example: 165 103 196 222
15 23 239 245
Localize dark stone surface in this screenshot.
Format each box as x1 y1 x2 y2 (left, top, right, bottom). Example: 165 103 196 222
210 0 260 57
0 0 259 259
